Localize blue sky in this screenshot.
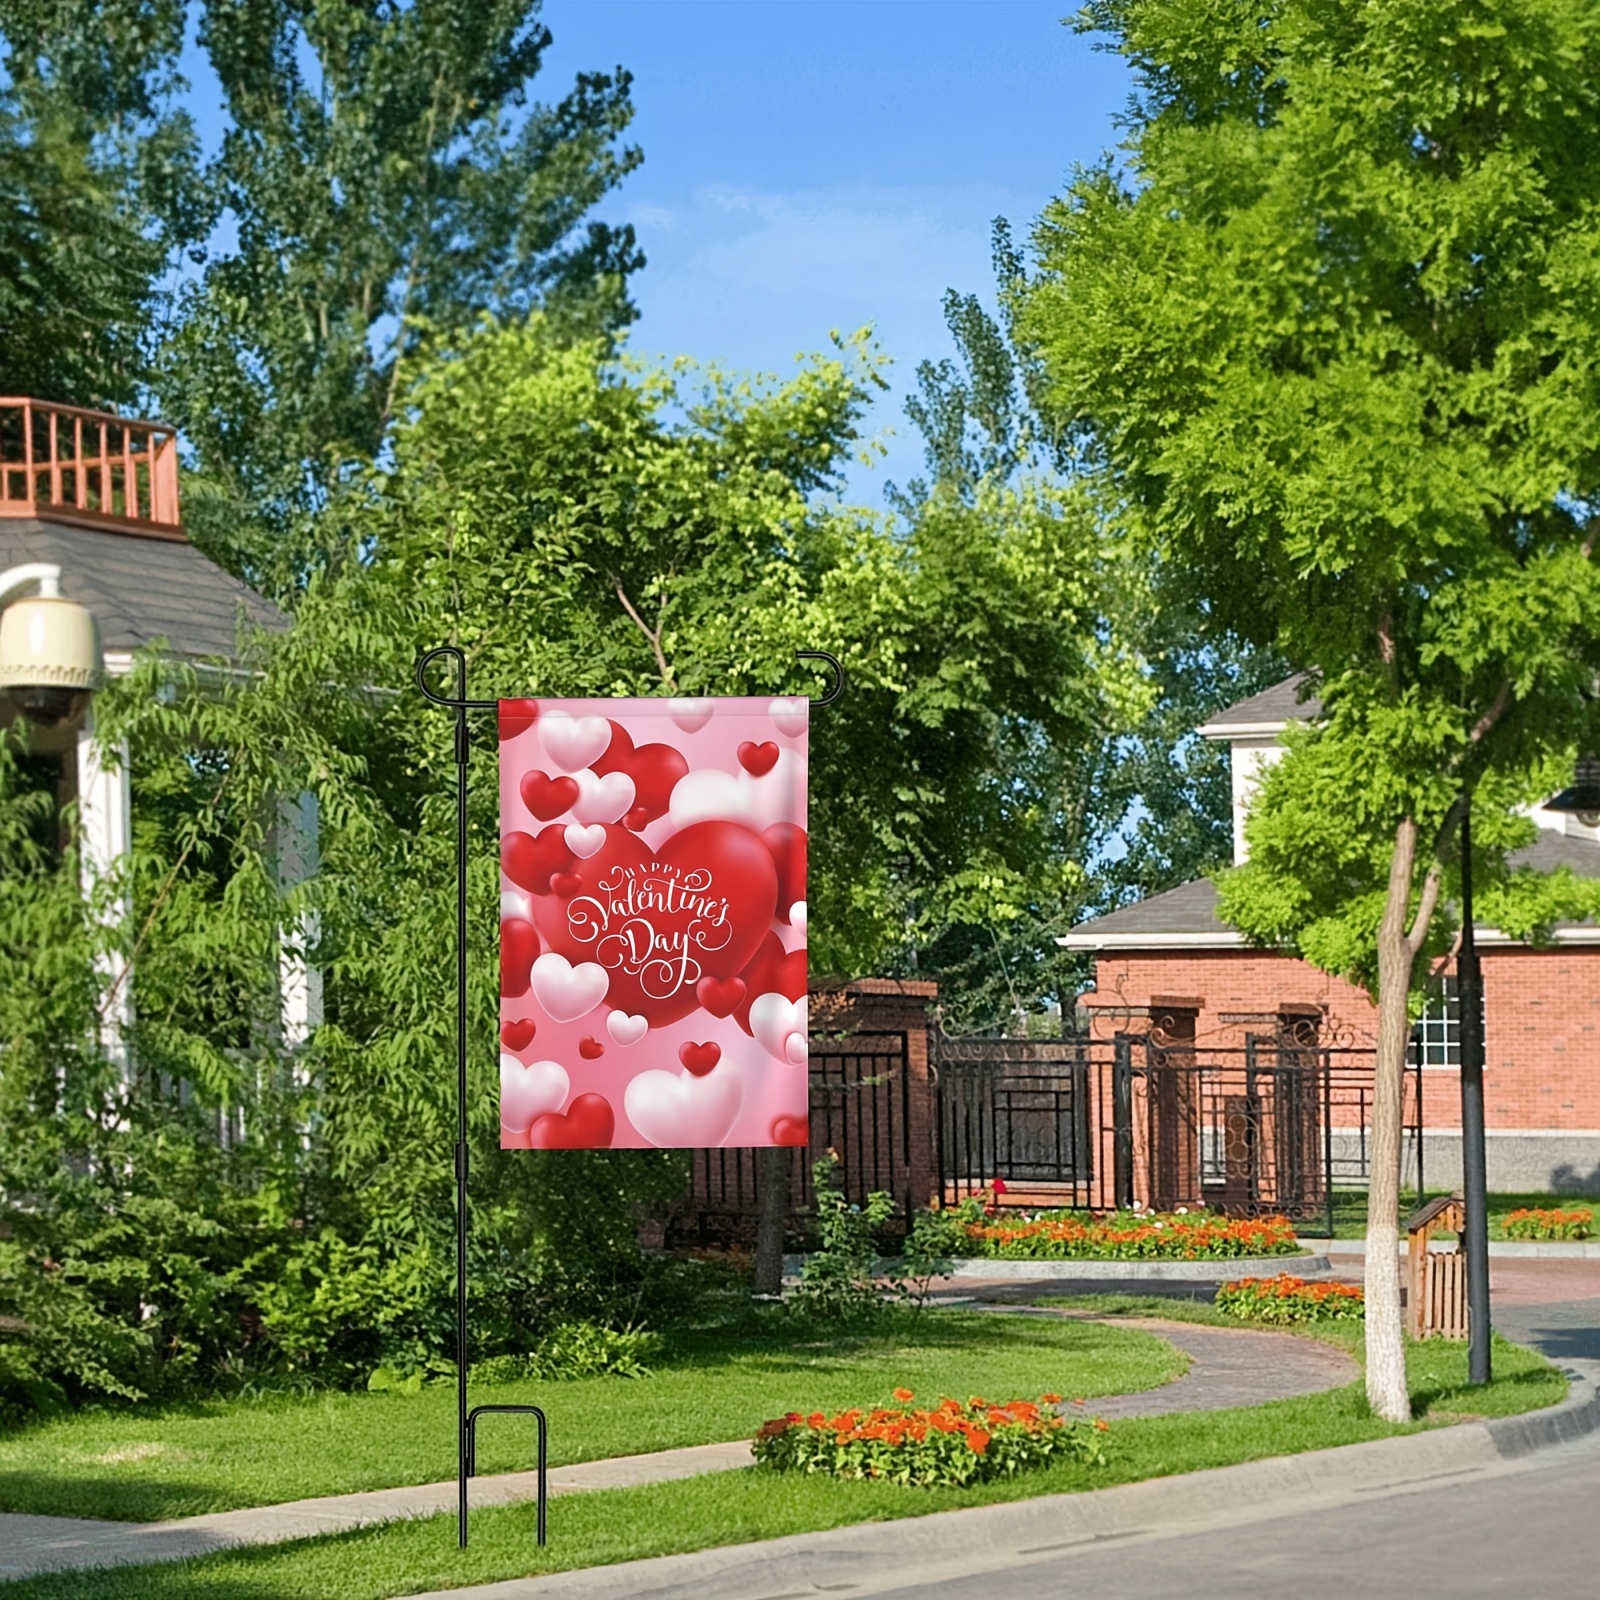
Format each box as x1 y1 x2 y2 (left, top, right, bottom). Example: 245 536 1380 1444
536 2 1132 501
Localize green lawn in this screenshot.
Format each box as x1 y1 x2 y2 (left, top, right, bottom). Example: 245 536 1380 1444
0 1330 1561 1600
1298 1190 1600 1240
0 1309 1183 1523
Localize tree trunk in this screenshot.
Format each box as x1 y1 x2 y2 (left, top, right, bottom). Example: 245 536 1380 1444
1366 817 1419 1423
752 1145 793 1296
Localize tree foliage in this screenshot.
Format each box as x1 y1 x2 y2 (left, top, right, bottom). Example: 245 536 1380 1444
1020 0 1600 1420
161 0 645 593
889 225 1283 1024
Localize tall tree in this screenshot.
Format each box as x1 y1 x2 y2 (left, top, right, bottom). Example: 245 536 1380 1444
159 0 644 594
0 0 200 405
890 225 1282 1029
1022 0 1600 1419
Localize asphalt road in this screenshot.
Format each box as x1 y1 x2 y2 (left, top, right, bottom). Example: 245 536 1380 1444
853 1433 1600 1600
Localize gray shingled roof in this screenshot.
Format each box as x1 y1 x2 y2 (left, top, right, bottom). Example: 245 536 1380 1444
0 518 283 660
1064 832 1600 948
1202 673 1323 730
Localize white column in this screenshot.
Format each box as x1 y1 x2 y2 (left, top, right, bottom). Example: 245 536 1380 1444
276 791 323 1050
76 708 133 1071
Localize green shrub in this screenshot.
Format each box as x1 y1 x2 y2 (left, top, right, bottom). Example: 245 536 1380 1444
467 1321 662 1385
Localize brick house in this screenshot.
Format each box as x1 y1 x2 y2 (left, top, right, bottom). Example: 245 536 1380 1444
1060 678 1600 1194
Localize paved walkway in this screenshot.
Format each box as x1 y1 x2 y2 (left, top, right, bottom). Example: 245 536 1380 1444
0 1310 1354 1583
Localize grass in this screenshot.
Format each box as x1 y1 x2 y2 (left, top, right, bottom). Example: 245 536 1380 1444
0 1308 1183 1523
1296 1189 1600 1240
0 1328 1563 1600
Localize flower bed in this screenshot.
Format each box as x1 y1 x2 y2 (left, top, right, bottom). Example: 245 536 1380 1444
1503 1206 1593 1242
1215 1273 1364 1324
753 1389 1107 1487
959 1208 1300 1261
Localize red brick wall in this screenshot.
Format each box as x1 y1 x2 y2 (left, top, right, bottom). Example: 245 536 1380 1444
1085 946 1600 1133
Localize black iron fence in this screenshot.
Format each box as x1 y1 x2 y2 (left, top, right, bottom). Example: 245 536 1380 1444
935 1029 1421 1233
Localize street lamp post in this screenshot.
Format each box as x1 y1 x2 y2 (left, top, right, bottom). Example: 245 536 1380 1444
1456 801 1491 1385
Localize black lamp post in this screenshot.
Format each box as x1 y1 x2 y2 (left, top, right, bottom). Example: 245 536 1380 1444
1456 801 1491 1386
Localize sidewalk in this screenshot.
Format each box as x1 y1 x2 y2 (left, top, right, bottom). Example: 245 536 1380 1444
0 1310 1354 1583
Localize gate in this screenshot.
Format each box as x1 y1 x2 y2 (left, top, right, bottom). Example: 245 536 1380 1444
935 1025 1420 1229
935 1035 1094 1206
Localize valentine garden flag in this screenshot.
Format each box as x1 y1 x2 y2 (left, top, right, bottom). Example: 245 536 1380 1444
498 696 809 1149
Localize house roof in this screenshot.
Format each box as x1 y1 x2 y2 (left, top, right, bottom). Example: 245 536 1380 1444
1197 674 1322 737
0 518 283 662
1061 832 1600 951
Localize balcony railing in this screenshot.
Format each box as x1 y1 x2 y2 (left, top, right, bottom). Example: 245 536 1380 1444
0 397 182 538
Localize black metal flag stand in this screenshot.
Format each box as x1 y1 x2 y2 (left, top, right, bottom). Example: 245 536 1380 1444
415 647 844 1549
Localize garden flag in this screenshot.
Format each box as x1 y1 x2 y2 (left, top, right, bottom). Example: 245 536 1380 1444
498 696 809 1149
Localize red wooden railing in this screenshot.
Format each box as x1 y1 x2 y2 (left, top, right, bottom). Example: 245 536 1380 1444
0 397 183 538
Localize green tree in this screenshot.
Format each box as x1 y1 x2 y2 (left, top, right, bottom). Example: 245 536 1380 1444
890 225 1283 1028
1021 0 1600 1419
159 0 644 595
0 0 200 404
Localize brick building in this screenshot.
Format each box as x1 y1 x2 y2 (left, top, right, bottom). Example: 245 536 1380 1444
1061 678 1600 1194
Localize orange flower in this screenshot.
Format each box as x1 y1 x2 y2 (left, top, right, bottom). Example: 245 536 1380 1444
1041 1392 1062 1404
966 1429 991 1454
893 1387 915 1402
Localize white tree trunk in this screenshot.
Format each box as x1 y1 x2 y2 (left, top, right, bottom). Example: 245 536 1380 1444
1366 817 1418 1423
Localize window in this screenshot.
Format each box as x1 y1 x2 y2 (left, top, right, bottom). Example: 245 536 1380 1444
1410 976 1460 1069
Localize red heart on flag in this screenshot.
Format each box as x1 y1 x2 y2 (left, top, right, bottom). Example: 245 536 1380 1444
534 821 776 1026
763 823 806 922
499 700 539 740
503 826 573 895
579 1036 605 1060
594 723 689 827
500 920 540 998
550 871 584 899
770 1115 809 1147
678 1041 722 1077
737 740 779 777
520 770 579 821
528 1093 615 1148
501 1018 537 1051
734 931 808 1033
697 975 747 1018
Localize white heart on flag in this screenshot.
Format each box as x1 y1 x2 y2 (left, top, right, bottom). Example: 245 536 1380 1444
570 768 635 825
541 710 613 772
500 1055 569 1130
789 901 807 933
501 888 533 923
669 697 713 733
530 952 609 1022
564 822 607 859
625 1062 744 1147
751 992 807 1062
606 1011 648 1047
784 1031 808 1065
667 748 805 833
769 696 809 738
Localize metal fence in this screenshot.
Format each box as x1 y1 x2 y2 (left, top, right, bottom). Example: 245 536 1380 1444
935 1028 1421 1233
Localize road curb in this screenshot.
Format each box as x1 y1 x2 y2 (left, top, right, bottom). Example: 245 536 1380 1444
403 1360 1600 1600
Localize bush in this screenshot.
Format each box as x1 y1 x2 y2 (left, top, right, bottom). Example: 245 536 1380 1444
753 1388 1106 1487
960 1208 1300 1261
466 1321 662 1385
789 1156 896 1326
1503 1207 1593 1242
1215 1273 1364 1324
